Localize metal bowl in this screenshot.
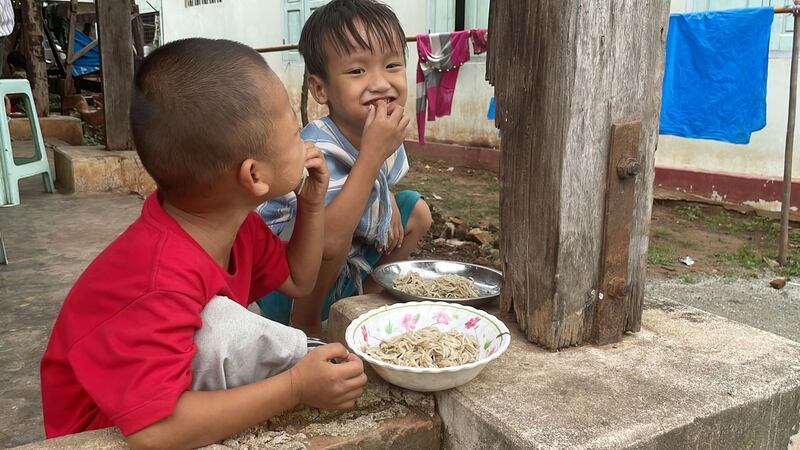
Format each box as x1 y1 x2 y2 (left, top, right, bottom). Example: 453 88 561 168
371 260 503 307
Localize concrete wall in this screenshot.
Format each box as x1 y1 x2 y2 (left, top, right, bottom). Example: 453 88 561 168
154 0 499 148
660 0 800 180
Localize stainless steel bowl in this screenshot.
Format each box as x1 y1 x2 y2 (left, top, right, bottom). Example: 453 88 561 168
371 260 503 307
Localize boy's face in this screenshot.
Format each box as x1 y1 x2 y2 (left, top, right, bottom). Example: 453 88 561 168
260 78 307 199
314 27 407 133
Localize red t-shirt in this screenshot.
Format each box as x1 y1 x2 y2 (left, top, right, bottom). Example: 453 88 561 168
40 192 290 438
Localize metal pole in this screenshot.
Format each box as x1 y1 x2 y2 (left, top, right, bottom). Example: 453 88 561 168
780 13 800 265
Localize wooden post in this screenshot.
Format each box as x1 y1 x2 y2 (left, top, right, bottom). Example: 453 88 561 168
779 13 800 265
64 0 79 98
95 0 135 150
487 0 671 350
20 0 50 117
130 0 146 72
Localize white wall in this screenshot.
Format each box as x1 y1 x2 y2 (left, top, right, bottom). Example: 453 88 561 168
658 0 800 179
155 0 499 148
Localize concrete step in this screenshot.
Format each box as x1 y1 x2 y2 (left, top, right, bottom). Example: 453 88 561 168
327 294 800 449
10 116 83 146
12 379 440 450
52 144 155 195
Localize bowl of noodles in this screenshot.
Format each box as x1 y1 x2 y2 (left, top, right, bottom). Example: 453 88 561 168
345 301 511 392
371 260 503 307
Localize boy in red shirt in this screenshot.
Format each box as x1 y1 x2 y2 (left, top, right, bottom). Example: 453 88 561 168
40 38 366 449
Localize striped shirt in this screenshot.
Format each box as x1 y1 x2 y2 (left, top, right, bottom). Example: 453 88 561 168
258 116 408 294
0 0 14 37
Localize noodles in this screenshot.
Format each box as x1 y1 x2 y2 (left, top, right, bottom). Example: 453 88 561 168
296 167 310 194
392 271 480 299
366 326 479 368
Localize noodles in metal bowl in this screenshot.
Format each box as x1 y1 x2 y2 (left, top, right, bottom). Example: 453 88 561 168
371 260 503 307
346 301 511 392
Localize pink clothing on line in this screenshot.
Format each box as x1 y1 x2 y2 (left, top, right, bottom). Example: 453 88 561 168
415 30 471 144
470 28 488 55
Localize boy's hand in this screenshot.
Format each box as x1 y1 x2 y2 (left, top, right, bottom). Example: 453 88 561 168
382 194 403 254
288 343 367 410
295 142 329 208
360 100 410 164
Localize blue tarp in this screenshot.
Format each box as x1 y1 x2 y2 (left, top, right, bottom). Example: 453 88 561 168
659 7 774 144
72 30 100 77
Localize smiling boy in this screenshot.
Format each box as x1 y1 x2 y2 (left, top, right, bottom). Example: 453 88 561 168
258 0 432 336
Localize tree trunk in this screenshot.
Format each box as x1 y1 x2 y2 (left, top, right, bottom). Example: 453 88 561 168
20 0 49 117
487 0 671 350
95 0 134 150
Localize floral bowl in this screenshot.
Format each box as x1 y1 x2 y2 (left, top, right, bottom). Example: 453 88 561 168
345 301 511 392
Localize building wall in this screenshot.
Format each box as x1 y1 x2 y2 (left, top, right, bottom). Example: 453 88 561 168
156 0 796 182
156 0 499 148
660 0 800 181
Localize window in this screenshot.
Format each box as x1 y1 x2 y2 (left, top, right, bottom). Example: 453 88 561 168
283 0 329 61
428 0 489 33
685 0 794 54
185 0 221 7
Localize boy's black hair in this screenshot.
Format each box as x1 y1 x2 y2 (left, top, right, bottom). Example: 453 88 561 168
130 38 276 196
298 0 407 79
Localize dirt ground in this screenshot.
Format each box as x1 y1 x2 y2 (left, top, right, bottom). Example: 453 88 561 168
397 157 800 281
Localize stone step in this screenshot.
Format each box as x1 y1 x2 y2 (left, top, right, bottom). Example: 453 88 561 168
10 116 83 146
52 144 155 195
12 379 440 450
327 294 800 449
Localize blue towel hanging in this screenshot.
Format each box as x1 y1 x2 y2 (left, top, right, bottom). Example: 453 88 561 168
659 7 774 144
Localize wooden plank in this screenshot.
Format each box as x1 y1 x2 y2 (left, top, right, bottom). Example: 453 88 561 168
592 122 641 345
488 0 670 349
64 0 78 98
130 1 146 72
95 0 135 150
67 38 98 65
20 0 50 116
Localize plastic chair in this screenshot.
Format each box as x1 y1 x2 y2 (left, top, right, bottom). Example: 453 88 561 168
0 79 55 207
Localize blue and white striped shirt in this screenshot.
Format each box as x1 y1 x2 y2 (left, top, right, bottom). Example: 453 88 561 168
257 116 408 294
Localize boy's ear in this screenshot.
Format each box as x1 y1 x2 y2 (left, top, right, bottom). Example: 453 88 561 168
307 74 329 106
238 159 271 198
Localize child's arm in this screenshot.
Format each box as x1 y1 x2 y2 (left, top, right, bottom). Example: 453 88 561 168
323 101 410 255
277 144 330 298
125 344 365 450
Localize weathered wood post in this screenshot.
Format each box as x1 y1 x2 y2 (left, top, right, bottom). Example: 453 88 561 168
95 0 135 150
20 0 50 116
487 0 671 350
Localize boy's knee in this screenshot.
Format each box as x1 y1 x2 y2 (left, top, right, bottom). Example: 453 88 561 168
322 238 351 263
192 296 306 391
410 199 433 233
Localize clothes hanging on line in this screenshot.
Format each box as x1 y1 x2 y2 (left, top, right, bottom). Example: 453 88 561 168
470 28 488 55
415 30 471 144
659 7 774 144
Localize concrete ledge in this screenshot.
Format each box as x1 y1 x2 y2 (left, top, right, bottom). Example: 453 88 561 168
10 116 83 146
53 145 155 195
403 140 501 172
328 294 800 449
13 379 439 450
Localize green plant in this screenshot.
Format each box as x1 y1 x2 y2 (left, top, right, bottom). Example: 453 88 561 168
675 204 702 221
648 243 674 266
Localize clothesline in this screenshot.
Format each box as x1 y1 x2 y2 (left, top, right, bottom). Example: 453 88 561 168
253 35 418 54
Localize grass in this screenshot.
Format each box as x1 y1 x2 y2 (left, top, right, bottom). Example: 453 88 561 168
83 124 104 146
675 204 702 221
396 162 500 227
680 273 700 284
648 242 675 266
